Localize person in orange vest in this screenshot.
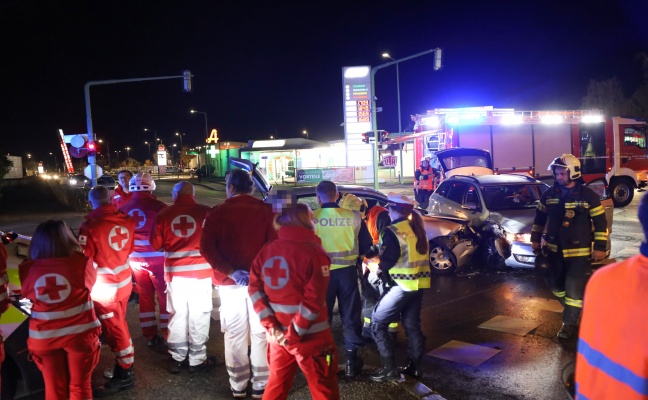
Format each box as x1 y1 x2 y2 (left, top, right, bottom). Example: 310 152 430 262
19 220 101 400
249 203 340 400
575 193 648 399
414 157 436 209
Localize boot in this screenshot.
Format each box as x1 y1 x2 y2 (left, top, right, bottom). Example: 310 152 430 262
345 349 364 378
398 359 422 379
370 356 400 382
103 364 135 394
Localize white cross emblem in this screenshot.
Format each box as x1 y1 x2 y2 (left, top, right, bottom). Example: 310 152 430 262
128 209 146 229
34 273 71 304
171 215 197 238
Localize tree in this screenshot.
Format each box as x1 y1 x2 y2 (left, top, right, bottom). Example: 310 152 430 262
0 153 13 180
581 77 628 117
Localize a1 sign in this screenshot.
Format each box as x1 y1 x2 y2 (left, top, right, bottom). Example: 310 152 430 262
383 155 397 167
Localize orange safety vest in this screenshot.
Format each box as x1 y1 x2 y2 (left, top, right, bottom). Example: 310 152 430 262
366 205 388 244
415 167 435 191
575 254 648 399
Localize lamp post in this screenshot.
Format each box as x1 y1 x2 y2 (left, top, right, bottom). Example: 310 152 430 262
115 150 121 162
98 139 111 169
190 110 209 177
49 152 58 173
144 128 158 160
172 144 177 166
125 147 131 159
144 141 151 161
175 132 184 168
382 52 403 183
371 47 442 189
302 130 309 139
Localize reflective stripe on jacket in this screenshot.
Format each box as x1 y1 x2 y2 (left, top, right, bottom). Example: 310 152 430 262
384 220 430 291
575 254 648 399
415 167 435 191
314 207 361 270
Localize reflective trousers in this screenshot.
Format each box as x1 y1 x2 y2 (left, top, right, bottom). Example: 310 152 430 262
95 298 135 368
326 266 364 350
218 285 269 392
30 330 100 400
371 285 425 360
546 252 591 325
130 257 169 340
166 277 213 366
264 331 339 400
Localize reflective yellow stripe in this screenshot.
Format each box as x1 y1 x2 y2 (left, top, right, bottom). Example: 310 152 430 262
553 290 566 298
386 221 430 291
314 208 361 270
593 232 608 241
546 243 558 252
589 205 604 217
546 199 559 205
562 248 591 257
565 201 590 209
565 297 583 308
532 224 544 233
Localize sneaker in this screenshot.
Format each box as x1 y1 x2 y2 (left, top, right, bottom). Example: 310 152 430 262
188 355 217 373
168 359 183 374
231 387 246 398
251 388 264 399
103 366 114 379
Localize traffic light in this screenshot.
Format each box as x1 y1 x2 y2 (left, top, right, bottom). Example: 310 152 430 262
379 130 389 143
183 70 192 92
362 132 371 143
434 48 443 71
86 141 97 155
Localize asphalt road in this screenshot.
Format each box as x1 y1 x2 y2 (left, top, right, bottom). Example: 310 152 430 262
1 179 643 400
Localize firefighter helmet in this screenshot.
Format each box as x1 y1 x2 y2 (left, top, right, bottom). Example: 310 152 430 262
129 172 156 192
340 193 368 218
548 154 581 180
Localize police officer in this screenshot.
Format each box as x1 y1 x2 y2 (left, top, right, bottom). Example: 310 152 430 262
370 193 430 382
531 154 607 339
314 182 372 378
414 157 436 209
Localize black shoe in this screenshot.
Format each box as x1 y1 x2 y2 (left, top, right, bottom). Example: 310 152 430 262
398 362 422 379
168 359 183 374
557 324 577 339
370 366 400 382
102 365 135 394
188 355 217 373
251 388 264 399
128 292 139 305
147 333 165 347
345 349 364 378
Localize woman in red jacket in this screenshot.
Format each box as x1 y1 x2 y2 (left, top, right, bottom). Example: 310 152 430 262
19 220 101 400
249 203 339 400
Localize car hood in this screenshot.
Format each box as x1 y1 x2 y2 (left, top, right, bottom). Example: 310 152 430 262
435 147 494 175
488 209 535 234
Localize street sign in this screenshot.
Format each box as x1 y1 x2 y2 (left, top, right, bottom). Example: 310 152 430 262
84 164 103 179
383 155 397 167
69 146 88 158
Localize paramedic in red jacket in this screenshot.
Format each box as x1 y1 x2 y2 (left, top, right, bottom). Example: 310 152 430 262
0 240 10 392
249 203 339 400
120 172 169 346
111 169 133 209
19 220 101 400
200 168 277 399
79 185 136 394
149 182 216 374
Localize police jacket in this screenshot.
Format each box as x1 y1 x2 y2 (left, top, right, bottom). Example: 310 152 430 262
314 203 372 270
531 182 608 257
120 192 167 260
378 218 430 291
415 167 435 191
149 194 212 282
19 252 101 351
576 253 648 399
200 194 278 286
79 204 136 304
249 225 332 346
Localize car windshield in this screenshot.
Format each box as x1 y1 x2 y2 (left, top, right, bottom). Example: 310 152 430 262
481 184 546 210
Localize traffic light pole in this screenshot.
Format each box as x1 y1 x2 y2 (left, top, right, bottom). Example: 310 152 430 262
84 71 192 187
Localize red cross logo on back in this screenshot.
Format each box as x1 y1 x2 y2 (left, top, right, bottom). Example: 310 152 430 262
262 256 289 289
109 225 130 251
128 209 146 229
172 215 196 238
34 274 71 304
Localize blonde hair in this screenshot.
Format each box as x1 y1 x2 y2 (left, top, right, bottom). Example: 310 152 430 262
29 219 82 260
275 203 315 231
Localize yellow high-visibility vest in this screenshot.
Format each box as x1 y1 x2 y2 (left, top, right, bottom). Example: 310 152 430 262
383 220 430 291
314 207 361 270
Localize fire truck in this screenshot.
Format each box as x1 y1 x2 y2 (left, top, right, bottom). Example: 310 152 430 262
403 106 647 207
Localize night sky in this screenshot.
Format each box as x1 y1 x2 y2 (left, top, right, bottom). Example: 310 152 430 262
1 1 647 163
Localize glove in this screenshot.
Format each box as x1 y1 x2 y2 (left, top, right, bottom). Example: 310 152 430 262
230 270 250 286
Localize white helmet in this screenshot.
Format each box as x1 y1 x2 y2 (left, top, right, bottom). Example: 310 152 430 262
548 154 581 180
129 172 156 192
420 156 430 165
339 193 368 218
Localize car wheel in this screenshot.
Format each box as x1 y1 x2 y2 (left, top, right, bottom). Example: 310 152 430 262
429 239 457 275
481 234 507 270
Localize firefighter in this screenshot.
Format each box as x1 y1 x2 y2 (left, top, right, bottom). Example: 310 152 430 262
314 181 372 378
149 182 216 374
19 220 102 399
120 173 169 346
575 192 648 399
531 154 607 339
370 193 430 382
414 157 436 209
200 168 277 399
79 185 136 394
0 238 10 391
249 203 340 400
111 169 133 209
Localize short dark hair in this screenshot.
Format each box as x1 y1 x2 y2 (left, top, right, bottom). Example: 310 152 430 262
227 169 253 194
316 180 337 202
118 170 133 178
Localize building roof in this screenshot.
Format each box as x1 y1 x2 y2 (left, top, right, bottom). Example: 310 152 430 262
241 138 330 151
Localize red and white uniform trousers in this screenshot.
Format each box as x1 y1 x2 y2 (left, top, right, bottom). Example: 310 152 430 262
129 246 168 340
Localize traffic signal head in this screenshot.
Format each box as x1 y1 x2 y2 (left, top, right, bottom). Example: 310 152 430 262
362 132 371 144
87 141 97 154
183 70 192 92
380 131 389 143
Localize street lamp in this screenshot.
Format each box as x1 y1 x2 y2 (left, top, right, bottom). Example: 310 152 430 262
382 52 403 183
144 128 158 152
172 144 177 166
190 110 209 176
302 130 309 139
98 139 111 168
371 47 443 189
115 150 121 162
175 132 185 167
270 135 274 139
125 147 131 159
49 152 58 172
144 141 151 161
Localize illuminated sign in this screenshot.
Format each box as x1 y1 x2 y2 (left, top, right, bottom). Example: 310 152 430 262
206 129 219 144
343 66 374 168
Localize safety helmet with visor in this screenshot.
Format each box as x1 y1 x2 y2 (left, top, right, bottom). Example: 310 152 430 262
547 153 581 180
339 193 369 218
129 172 156 192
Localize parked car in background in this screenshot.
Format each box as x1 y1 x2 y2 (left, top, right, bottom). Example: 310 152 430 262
97 174 116 190
230 157 480 275
67 174 89 188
